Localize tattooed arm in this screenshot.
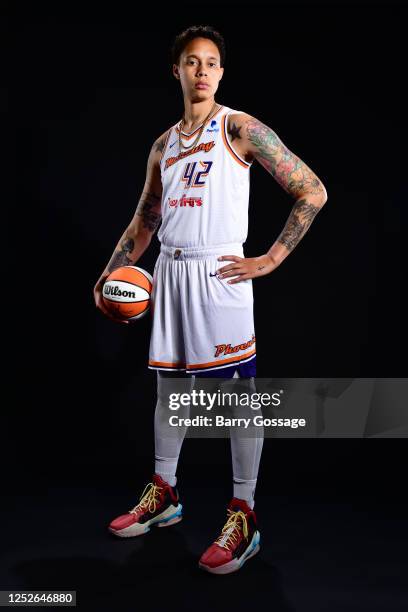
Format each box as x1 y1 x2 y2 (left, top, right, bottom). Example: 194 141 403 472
216 114 328 284
93 130 168 321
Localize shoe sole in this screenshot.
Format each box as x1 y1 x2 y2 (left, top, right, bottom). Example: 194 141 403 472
109 504 183 538
198 531 260 575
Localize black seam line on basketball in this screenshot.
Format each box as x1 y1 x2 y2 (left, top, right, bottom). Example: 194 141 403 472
110 300 149 321
113 301 150 318
131 301 150 316
111 299 150 321
187 353 257 372
106 280 152 289
103 297 150 304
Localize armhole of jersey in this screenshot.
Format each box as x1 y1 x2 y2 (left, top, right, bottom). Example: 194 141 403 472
222 110 253 169
159 128 172 165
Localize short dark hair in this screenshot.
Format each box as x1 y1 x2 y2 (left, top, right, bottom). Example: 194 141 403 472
171 25 226 67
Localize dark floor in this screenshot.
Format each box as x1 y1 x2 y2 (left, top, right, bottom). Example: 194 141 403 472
1 468 408 612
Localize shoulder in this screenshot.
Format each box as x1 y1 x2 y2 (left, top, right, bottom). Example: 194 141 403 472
152 128 172 157
226 112 285 163
225 112 258 164
227 111 267 134
227 111 253 123
145 128 172 171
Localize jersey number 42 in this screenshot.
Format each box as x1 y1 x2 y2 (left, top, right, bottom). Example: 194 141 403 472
181 161 213 188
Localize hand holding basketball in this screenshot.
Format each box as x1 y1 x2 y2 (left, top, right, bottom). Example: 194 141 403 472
94 272 129 324
94 266 153 323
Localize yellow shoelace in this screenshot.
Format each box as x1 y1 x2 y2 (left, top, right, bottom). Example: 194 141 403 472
129 482 163 514
215 509 249 551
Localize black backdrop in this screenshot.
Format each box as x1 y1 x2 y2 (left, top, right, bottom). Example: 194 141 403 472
6 2 408 607
12 0 406 464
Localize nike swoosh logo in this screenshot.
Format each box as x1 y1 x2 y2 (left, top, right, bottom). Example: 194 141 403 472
169 141 177 148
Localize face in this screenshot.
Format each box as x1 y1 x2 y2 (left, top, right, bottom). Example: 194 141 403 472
173 37 224 100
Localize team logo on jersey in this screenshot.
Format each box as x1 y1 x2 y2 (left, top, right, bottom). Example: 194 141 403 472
181 161 213 187
168 194 203 208
206 119 219 133
164 141 215 170
214 334 256 358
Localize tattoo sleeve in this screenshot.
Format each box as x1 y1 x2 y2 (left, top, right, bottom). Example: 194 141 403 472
103 134 165 277
107 230 136 272
135 190 162 232
243 117 327 259
276 197 321 252
106 192 161 274
245 118 326 200
154 129 171 154
154 135 166 154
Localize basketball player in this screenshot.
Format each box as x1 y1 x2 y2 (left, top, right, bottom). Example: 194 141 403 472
94 25 327 574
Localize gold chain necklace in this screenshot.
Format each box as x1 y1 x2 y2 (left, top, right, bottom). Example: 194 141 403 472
178 102 220 151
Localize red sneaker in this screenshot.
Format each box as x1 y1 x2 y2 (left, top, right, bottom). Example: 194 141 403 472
108 474 182 537
198 498 260 574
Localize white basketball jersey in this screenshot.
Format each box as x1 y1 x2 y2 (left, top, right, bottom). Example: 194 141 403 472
157 105 253 248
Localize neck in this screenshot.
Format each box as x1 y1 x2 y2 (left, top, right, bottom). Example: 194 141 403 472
182 97 218 129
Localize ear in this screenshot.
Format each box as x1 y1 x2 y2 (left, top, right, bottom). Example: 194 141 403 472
219 67 224 81
173 64 180 80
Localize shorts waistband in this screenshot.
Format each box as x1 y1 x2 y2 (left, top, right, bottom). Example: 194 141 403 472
159 242 244 260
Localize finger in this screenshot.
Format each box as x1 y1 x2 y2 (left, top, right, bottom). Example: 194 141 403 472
219 268 246 279
97 300 129 324
217 255 242 263
228 274 252 284
107 307 130 324
109 304 131 325
96 298 111 317
217 263 241 274
94 278 109 294
103 310 129 324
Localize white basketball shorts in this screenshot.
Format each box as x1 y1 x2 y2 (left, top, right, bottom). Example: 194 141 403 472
148 243 256 377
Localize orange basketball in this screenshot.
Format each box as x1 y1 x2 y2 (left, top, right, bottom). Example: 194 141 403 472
102 266 153 321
